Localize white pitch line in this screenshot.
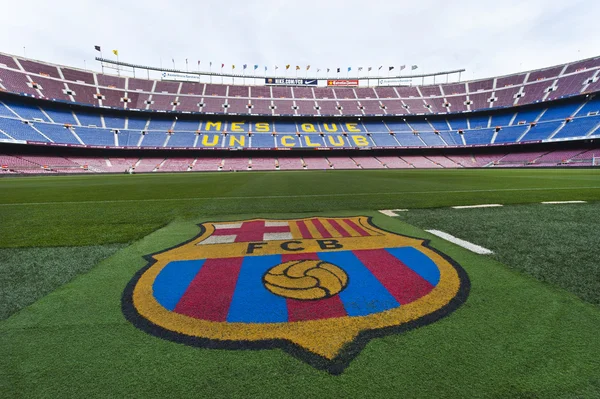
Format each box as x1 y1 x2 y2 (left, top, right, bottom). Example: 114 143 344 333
451 204 503 209
426 230 494 255
379 209 409 217
0 186 598 207
541 200 587 204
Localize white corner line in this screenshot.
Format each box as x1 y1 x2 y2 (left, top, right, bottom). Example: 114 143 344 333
378 209 408 217
426 229 494 255
541 201 587 204
451 204 503 209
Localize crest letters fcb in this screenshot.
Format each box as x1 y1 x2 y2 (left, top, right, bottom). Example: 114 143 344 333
123 216 469 373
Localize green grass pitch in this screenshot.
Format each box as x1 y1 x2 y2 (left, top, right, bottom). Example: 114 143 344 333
1 168 599 398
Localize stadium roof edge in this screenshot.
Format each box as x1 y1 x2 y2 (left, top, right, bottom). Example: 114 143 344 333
93 57 466 81
0 50 599 87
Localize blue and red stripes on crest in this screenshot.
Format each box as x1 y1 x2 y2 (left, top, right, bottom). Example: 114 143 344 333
152 247 440 323
199 219 379 245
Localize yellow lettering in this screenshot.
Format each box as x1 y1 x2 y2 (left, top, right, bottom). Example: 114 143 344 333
229 135 246 147
280 136 296 147
201 134 219 147
230 122 244 132
205 121 221 131
301 123 316 132
327 135 345 147
305 136 321 147
345 123 361 132
255 122 270 132
323 123 338 132
352 135 369 146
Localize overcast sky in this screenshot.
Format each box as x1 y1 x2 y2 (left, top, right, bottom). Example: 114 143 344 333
0 0 598 81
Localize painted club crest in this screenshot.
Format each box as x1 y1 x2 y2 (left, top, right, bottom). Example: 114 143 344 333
122 217 469 374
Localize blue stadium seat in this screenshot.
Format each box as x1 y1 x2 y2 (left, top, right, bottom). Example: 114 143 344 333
128 117 149 130
395 134 424 146
430 120 450 131
494 125 527 144
75 127 114 146
419 132 447 146
251 134 275 148
370 134 399 147
104 115 125 129
439 131 462 145
117 132 142 146
0 102 16 118
173 120 200 131
42 107 76 124
576 97 600 116
76 111 102 127
407 121 434 132
8 103 50 122
167 132 196 147
147 118 174 131
520 121 563 141
513 108 543 124
0 117 50 141
447 118 468 130
140 132 167 147
274 121 298 133
463 128 495 145
362 121 389 133
551 116 600 139
537 103 582 122
468 115 490 129
490 112 515 127
385 121 412 132
34 123 79 144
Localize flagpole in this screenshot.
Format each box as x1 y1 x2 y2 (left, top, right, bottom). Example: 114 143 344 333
100 50 104 73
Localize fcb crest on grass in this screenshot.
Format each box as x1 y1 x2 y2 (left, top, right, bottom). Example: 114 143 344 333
122 216 469 374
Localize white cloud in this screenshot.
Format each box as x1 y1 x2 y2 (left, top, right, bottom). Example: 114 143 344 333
0 0 598 80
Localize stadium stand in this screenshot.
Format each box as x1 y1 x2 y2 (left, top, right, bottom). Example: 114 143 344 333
4 93 598 151
1 52 599 174
1 52 599 117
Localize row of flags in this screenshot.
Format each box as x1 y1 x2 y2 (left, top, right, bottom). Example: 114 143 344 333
95 46 118 56
94 46 418 72
226 65 419 72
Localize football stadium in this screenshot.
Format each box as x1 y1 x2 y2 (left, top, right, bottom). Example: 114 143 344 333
1 2 600 397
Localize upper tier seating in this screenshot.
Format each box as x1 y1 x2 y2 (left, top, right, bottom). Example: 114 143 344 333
1 52 598 117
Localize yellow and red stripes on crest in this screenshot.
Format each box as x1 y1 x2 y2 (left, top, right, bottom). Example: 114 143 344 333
290 218 378 239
